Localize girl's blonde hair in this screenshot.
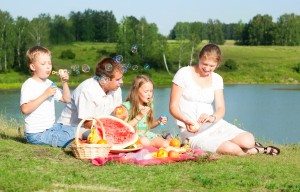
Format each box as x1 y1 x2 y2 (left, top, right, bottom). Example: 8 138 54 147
198 43 222 65
126 75 154 128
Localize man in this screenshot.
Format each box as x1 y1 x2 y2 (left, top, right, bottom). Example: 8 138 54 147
58 57 123 128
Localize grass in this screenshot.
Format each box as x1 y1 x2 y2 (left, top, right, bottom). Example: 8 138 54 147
0 116 299 191
1 41 300 90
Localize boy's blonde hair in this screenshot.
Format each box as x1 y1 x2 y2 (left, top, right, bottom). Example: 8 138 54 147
198 43 222 65
26 46 51 73
126 75 155 128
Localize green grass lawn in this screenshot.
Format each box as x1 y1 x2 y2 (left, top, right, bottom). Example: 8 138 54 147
0 117 299 191
0 41 300 90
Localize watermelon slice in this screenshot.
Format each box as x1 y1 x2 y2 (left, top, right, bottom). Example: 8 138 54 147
94 116 138 150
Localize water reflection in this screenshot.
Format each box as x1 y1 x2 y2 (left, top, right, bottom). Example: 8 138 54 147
1 85 299 144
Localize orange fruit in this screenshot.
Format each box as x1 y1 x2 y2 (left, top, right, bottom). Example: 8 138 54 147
97 139 108 144
169 138 181 147
168 150 180 158
115 106 125 116
135 138 141 145
156 148 168 158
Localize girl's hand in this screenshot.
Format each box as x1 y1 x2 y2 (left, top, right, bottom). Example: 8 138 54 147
139 106 151 116
158 116 168 125
59 69 69 83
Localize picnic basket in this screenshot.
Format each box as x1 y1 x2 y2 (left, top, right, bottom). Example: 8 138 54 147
71 118 111 159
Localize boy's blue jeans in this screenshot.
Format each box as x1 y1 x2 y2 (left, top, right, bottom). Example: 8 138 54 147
25 123 76 148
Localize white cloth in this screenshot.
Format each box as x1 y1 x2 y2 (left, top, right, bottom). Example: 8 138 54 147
20 78 62 133
58 77 122 127
172 66 245 152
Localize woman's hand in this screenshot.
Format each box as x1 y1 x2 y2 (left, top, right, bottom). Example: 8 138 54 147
198 113 216 124
185 119 199 133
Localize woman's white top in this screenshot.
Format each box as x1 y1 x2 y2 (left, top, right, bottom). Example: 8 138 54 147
172 66 223 127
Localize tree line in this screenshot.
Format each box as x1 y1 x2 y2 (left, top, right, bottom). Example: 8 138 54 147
0 9 299 74
169 14 300 46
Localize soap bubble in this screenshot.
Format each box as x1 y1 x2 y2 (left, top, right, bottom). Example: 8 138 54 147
99 76 110 85
125 63 132 69
122 65 128 73
131 44 138 53
144 64 150 70
105 63 113 72
71 64 79 71
81 64 90 73
52 69 70 75
74 69 80 75
132 65 139 71
113 55 123 63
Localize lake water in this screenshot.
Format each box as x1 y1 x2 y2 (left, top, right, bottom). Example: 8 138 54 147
1 85 299 144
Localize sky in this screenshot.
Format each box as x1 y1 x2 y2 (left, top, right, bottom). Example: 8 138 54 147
1 0 299 35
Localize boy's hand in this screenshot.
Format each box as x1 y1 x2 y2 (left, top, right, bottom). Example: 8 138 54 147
58 69 69 83
44 86 57 98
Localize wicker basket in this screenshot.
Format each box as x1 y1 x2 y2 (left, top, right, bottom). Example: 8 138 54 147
71 118 111 159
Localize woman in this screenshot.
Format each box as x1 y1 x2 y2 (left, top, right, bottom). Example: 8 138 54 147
169 43 280 156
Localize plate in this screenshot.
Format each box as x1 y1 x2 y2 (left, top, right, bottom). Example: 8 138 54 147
110 145 143 153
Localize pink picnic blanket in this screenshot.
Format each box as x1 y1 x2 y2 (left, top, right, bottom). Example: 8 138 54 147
91 146 205 166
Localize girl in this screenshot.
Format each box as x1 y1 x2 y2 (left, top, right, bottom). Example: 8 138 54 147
115 75 168 148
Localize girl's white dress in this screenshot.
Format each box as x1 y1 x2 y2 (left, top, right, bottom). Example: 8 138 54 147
173 66 245 152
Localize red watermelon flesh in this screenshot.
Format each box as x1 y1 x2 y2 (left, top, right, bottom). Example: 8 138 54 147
95 116 138 150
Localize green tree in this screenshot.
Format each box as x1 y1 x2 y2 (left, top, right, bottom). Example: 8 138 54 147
0 10 15 72
247 14 275 45
49 15 74 44
69 11 83 41
117 16 166 71
275 13 300 46
29 14 51 46
117 16 140 63
171 22 191 68
92 10 118 42
188 22 204 65
81 9 96 41
14 16 31 72
207 19 225 45
234 21 246 45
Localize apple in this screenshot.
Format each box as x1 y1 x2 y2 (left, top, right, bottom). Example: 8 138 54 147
189 122 200 133
168 150 180 158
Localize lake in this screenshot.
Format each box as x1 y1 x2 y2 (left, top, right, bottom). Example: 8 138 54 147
1 84 299 144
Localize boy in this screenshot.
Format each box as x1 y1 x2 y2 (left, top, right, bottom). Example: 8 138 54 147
20 45 75 147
